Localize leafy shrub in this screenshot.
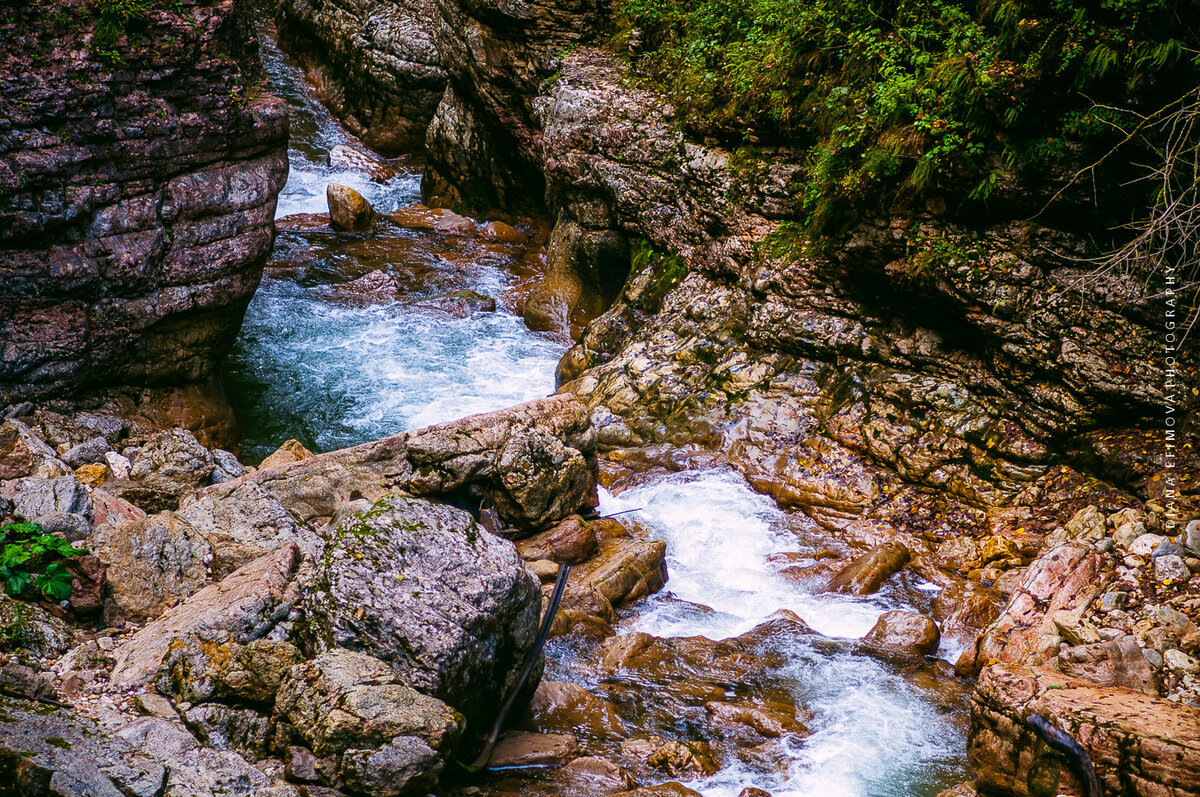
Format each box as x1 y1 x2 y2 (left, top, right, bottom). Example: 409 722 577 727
614 0 1200 228
0 522 87 601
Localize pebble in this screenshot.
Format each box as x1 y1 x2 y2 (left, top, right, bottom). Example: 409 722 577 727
1155 555 1191 584
1185 520 1200 556
1144 648 1165 669
1099 591 1128 612
1165 648 1200 674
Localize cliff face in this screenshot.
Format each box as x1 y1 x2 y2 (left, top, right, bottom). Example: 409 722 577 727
274 0 446 154
420 3 1200 792
424 4 1196 524
0 0 288 406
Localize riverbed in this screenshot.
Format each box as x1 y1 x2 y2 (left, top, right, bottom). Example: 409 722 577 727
223 21 969 797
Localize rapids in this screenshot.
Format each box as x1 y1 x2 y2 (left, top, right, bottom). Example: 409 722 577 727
225 19 970 797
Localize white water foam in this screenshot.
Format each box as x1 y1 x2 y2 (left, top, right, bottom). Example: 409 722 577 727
602 469 966 797
601 470 887 639
227 277 563 456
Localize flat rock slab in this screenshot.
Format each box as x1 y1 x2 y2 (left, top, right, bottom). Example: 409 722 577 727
109 543 304 688
488 731 580 768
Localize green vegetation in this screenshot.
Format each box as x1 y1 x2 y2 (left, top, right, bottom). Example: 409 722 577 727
91 0 153 44
630 239 689 311
0 522 87 601
614 0 1200 228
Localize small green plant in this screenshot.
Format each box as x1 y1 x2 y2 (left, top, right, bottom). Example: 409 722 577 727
0 522 87 601
90 0 153 44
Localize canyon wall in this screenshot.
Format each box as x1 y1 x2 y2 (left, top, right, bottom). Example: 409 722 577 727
0 0 288 408
273 0 446 154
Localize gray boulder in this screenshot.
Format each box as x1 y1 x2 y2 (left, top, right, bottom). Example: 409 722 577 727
10 475 91 524
307 495 541 732
274 649 463 796
62 436 112 468
129 429 215 487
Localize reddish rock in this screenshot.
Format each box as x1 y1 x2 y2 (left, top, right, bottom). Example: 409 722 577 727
487 731 580 768
820 542 911 595
860 610 941 657
970 665 1200 797
0 0 287 404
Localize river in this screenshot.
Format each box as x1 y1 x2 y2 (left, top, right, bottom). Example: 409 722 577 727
222 21 969 797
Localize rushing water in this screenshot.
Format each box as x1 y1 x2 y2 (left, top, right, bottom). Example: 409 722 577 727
598 471 967 797
223 26 564 461
233 20 968 797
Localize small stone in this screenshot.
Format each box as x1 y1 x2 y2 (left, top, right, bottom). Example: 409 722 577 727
1143 648 1164 669
1130 533 1167 555
1124 555 1145 568
1099 591 1128 612
75 462 110 487
1186 557 1200 574
527 559 560 583
105 451 131 480
480 220 526 243
1094 537 1115 553
1097 627 1125 641
1164 648 1200 674
1052 609 1101 645
62 436 112 468
327 183 375 231
1155 555 1191 584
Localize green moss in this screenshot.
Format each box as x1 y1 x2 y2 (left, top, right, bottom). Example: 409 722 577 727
44 737 71 750
629 239 689 312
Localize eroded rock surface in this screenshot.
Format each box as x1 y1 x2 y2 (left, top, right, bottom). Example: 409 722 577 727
275 0 447 154
0 0 288 404
308 495 540 734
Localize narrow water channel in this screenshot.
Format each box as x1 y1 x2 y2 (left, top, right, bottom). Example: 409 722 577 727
226 21 969 797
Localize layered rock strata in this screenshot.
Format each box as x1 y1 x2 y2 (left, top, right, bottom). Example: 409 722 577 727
0 0 289 405
274 0 447 154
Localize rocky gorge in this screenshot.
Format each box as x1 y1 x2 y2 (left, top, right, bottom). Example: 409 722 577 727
1 0 1198 796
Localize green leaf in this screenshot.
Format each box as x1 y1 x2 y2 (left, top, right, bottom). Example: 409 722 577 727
3 569 31 596
35 566 74 601
1 544 32 566
0 522 40 537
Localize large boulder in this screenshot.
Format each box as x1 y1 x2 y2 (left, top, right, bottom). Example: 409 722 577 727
87 511 212 623
307 495 541 734
109 544 306 688
274 649 463 796
327 184 375 231
970 665 1200 797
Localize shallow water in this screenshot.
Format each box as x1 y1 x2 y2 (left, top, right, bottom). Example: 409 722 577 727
235 20 968 797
